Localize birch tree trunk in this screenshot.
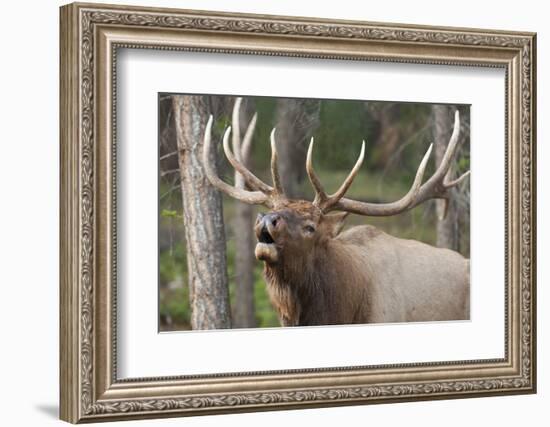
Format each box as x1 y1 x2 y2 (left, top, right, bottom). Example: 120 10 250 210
275 99 321 198
433 104 459 251
172 95 232 330
232 98 256 328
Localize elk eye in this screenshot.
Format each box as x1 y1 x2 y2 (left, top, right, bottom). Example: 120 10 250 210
304 225 315 234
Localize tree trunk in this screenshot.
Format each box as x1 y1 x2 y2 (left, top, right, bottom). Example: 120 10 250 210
364 103 402 169
172 95 232 330
275 99 321 198
432 104 459 251
232 98 256 328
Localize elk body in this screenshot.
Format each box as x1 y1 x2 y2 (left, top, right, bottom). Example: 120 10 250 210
203 100 470 326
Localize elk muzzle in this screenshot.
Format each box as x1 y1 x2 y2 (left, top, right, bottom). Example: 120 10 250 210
254 212 281 263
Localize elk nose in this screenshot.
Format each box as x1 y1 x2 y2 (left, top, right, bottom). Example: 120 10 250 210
263 213 281 228
256 213 265 224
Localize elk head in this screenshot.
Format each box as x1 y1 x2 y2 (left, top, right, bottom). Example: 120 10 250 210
203 98 470 266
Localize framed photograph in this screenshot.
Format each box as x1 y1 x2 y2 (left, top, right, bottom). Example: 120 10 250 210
60 2 536 423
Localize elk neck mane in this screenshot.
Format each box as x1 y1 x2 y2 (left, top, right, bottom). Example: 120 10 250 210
262 233 372 326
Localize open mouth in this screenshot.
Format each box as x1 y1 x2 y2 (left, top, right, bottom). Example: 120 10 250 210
255 225 278 263
258 226 275 244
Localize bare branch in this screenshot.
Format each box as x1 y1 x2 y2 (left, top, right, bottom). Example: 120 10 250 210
160 151 178 161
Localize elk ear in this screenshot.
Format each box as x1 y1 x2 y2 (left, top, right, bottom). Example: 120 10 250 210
323 212 349 237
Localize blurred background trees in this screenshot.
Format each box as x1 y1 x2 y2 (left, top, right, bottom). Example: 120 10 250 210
274 99 321 198
231 97 257 328
159 94 470 331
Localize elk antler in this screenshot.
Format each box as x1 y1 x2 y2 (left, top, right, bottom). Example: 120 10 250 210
203 98 286 208
307 110 469 216
205 100 469 216
231 97 257 190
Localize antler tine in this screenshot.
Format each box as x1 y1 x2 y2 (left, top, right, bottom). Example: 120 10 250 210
321 141 366 210
445 170 470 188
441 111 470 188
231 97 244 163
232 97 258 191
270 129 284 195
202 116 270 206
241 112 257 161
434 110 461 181
306 137 328 206
222 126 274 194
331 143 433 216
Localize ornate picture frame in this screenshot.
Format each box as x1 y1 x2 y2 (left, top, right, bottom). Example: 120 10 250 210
60 2 536 423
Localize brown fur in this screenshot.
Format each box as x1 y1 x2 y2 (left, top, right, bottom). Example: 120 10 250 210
255 201 470 327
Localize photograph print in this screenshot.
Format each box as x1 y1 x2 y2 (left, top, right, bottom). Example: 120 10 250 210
158 94 471 331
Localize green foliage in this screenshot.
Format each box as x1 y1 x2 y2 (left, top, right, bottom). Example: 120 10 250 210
254 274 280 328
159 241 190 329
159 285 191 331
315 100 371 169
250 98 372 171
160 209 182 219
159 240 186 285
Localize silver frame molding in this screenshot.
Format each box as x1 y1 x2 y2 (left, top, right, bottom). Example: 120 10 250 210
60 2 536 423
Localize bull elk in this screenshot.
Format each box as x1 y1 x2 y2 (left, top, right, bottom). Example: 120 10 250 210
203 99 470 327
